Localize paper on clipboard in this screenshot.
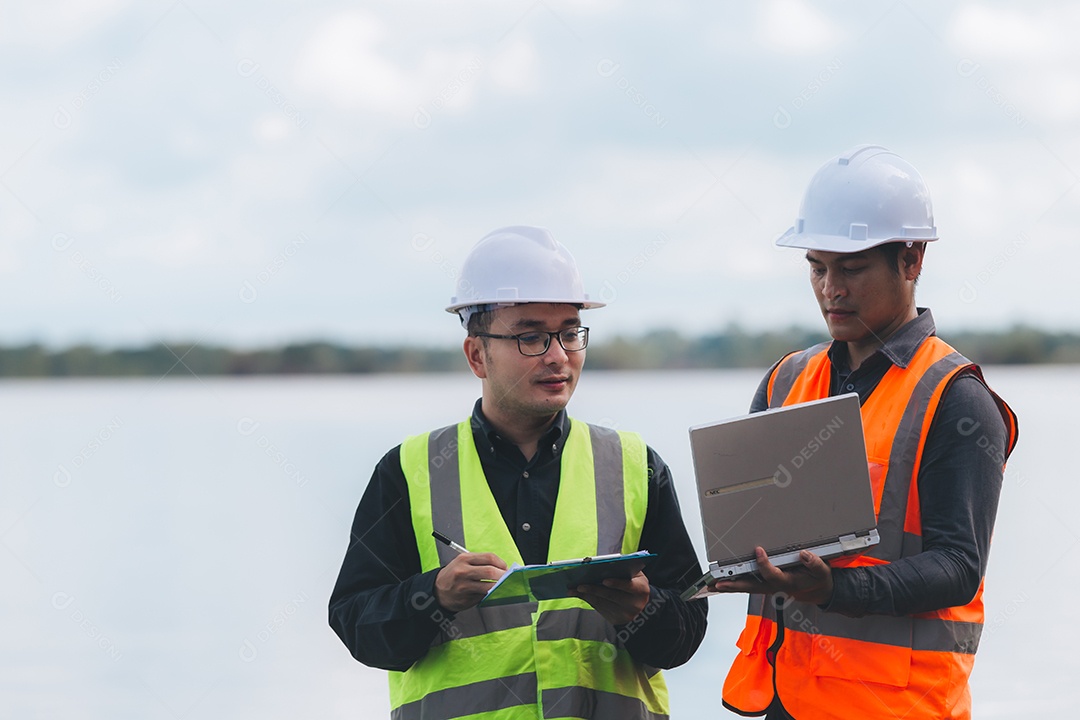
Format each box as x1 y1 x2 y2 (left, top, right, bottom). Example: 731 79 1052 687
479 551 657 607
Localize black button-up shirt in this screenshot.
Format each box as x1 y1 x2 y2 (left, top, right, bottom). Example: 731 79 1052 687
329 400 708 671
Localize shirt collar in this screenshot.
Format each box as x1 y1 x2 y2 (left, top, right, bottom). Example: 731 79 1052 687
826 307 937 371
470 398 568 457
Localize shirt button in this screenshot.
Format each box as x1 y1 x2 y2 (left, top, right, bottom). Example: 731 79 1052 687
522 522 531 531
522 471 529 479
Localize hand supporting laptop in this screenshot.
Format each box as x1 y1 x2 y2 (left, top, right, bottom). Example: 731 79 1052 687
709 546 834 606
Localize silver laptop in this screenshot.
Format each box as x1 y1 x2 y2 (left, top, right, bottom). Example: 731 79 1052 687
681 393 879 601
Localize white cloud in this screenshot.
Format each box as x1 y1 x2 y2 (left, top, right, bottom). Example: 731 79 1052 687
254 114 292 143
949 5 1080 125
70 202 110 234
292 9 488 123
547 0 624 14
293 11 416 113
0 242 19 273
489 39 539 96
1025 72 1080 124
937 159 1005 241
158 226 212 268
950 4 1071 58
413 49 487 119
0 0 130 49
757 0 841 54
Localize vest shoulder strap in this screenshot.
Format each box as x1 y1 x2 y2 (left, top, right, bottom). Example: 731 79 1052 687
768 340 831 407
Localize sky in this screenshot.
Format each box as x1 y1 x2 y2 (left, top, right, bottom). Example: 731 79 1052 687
2 1 1078 350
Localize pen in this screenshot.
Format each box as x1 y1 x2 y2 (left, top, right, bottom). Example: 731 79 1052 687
432 530 469 555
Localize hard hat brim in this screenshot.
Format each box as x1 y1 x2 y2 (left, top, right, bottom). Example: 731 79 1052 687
445 298 606 314
776 227 938 253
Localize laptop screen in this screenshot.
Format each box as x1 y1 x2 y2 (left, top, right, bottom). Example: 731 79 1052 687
689 393 877 568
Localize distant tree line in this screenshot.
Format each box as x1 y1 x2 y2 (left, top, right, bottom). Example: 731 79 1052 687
2 324 1078 378
0 342 465 378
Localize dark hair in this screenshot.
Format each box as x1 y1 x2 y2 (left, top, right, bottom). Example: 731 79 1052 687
876 241 925 279
466 304 584 338
467 310 492 336
875 242 904 275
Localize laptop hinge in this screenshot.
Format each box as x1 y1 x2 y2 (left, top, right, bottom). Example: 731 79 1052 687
838 528 879 552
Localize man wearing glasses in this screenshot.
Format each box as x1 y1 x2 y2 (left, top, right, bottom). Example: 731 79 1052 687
329 226 707 719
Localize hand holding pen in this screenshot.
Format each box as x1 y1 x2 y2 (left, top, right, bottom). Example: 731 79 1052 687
431 530 507 612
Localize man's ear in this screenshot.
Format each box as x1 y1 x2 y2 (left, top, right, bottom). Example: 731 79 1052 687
463 336 488 379
899 242 926 282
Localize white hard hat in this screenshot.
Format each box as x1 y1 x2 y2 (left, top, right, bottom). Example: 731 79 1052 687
776 145 938 253
446 225 605 318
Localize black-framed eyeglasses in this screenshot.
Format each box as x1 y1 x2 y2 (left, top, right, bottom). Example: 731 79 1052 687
473 326 589 356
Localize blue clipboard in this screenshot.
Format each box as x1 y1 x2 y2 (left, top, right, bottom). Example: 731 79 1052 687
479 551 657 607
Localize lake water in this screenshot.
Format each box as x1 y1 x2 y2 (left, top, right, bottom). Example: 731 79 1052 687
1 367 1074 717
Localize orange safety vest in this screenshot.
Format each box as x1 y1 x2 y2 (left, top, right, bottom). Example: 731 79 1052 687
722 336 1018 720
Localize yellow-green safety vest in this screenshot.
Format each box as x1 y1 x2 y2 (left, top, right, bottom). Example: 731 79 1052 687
390 417 669 720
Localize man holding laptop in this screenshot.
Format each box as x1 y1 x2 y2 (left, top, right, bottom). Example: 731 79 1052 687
711 147 1018 720
329 226 706 719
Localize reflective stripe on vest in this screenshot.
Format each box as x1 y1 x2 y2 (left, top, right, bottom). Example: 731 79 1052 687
392 673 537 720
391 418 668 720
540 687 670 720
724 336 1018 720
765 341 830 408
